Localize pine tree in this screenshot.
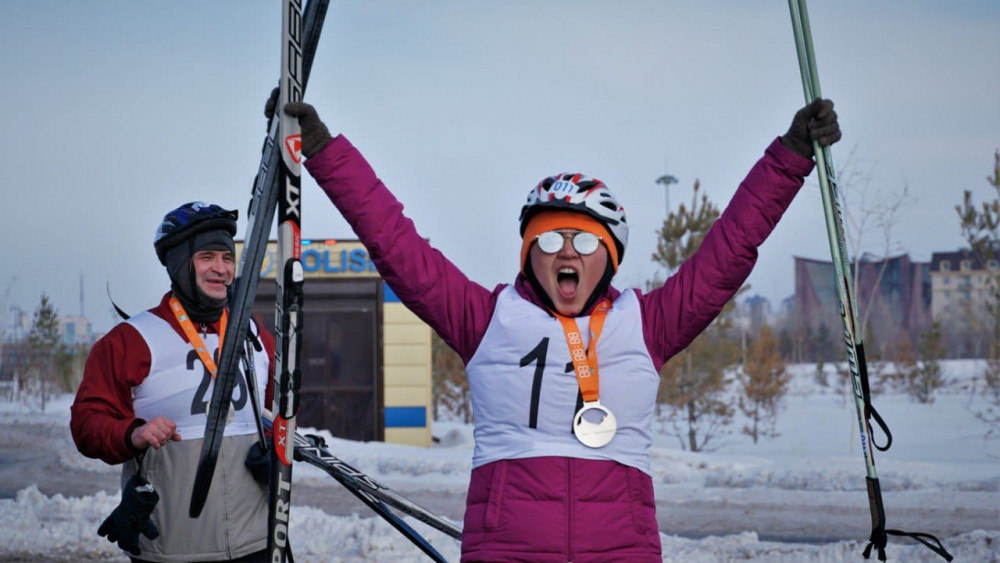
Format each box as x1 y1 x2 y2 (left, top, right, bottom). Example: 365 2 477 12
738 325 790 443
891 331 918 395
651 180 739 452
911 321 946 404
26 293 60 411
956 150 1000 436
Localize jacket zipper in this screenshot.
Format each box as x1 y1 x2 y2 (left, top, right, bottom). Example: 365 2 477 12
567 457 573 562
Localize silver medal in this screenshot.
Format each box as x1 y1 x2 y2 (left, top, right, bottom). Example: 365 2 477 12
573 401 617 448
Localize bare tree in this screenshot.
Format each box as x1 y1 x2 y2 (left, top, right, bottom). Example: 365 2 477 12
837 147 917 355
431 331 472 423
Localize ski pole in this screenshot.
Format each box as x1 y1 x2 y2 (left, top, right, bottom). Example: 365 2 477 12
262 413 457 562
787 1 951 560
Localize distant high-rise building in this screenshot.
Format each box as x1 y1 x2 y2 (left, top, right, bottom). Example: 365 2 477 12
930 249 998 358
58 315 94 347
793 253 931 355
737 294 773 333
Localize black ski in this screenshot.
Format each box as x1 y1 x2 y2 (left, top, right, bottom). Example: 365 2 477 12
267 0 307 560
190 0 330 519
262 414 461 562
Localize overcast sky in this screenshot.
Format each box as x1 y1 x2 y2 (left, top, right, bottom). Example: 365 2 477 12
1 1 998 334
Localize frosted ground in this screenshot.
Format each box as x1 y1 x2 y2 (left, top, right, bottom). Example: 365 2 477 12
0 360 997 562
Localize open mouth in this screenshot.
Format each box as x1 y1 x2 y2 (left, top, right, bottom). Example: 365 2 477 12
203 280 228 293
557 267 579 298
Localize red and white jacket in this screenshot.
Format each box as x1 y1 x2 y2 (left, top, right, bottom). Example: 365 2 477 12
71 294 276 561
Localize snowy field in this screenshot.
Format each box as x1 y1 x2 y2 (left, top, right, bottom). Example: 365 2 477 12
0 360 997 562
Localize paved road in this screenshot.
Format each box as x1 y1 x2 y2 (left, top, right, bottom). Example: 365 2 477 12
2 416 995 551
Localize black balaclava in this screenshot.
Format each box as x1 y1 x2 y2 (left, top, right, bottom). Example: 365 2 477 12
164 229 234 324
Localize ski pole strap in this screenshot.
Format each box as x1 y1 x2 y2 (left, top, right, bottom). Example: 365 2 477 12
241 334 269 450
134 450 146 475
866 404 892 452
856 343 892 451
864 529 954 562
244 309 264 352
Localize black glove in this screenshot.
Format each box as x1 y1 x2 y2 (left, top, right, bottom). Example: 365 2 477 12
781 98 841 158
285 102 333 158
264 86 280 121
245 441 271 487
264 88 333 159
98 474 160 556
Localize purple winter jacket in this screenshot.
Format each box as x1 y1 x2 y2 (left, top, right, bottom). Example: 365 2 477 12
305 136 814 561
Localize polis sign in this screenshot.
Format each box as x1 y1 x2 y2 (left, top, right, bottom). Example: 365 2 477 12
234 239 379 279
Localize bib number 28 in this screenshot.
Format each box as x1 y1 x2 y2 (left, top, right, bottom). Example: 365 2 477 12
189 349 248 415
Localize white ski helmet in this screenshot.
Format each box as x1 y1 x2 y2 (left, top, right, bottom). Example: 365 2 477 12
519 173 629 263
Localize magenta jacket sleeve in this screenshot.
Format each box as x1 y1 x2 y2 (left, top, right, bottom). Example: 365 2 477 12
640 137 815 368
304 136 499 363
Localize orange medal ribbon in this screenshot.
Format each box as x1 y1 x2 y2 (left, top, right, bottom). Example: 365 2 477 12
553 299 618 448
553 299 610 402
169 296 228 378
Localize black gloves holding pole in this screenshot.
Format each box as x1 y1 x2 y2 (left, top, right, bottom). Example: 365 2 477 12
97 473 160 556
781 98 841 158
265 87 333 159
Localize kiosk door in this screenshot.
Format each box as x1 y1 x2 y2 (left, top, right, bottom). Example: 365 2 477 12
253 278 383 441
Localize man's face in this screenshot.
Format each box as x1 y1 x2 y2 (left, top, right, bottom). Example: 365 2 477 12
529 229 609 316
192 249 235 301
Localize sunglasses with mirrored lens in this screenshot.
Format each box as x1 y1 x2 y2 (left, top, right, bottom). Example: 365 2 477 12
534 230 602 255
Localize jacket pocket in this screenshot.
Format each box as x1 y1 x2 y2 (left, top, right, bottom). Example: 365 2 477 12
627 466 656 535
484 461 508 531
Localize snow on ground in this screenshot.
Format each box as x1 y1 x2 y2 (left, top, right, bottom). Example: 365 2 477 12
1 360 997 562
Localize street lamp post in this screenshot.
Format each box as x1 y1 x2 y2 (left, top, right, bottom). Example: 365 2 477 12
655 174 678 219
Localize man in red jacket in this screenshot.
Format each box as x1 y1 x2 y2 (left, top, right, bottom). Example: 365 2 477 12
71 202 275 562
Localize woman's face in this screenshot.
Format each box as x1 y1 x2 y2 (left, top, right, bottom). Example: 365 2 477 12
529 229 609 316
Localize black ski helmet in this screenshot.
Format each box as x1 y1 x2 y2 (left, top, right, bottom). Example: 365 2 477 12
154 202 238 266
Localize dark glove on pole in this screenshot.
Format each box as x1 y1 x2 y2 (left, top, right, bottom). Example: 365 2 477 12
264 87 281 122
264 87 333 159
781 98 841 158
244 441 271 488
285 102 332 158
97 474 160 556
